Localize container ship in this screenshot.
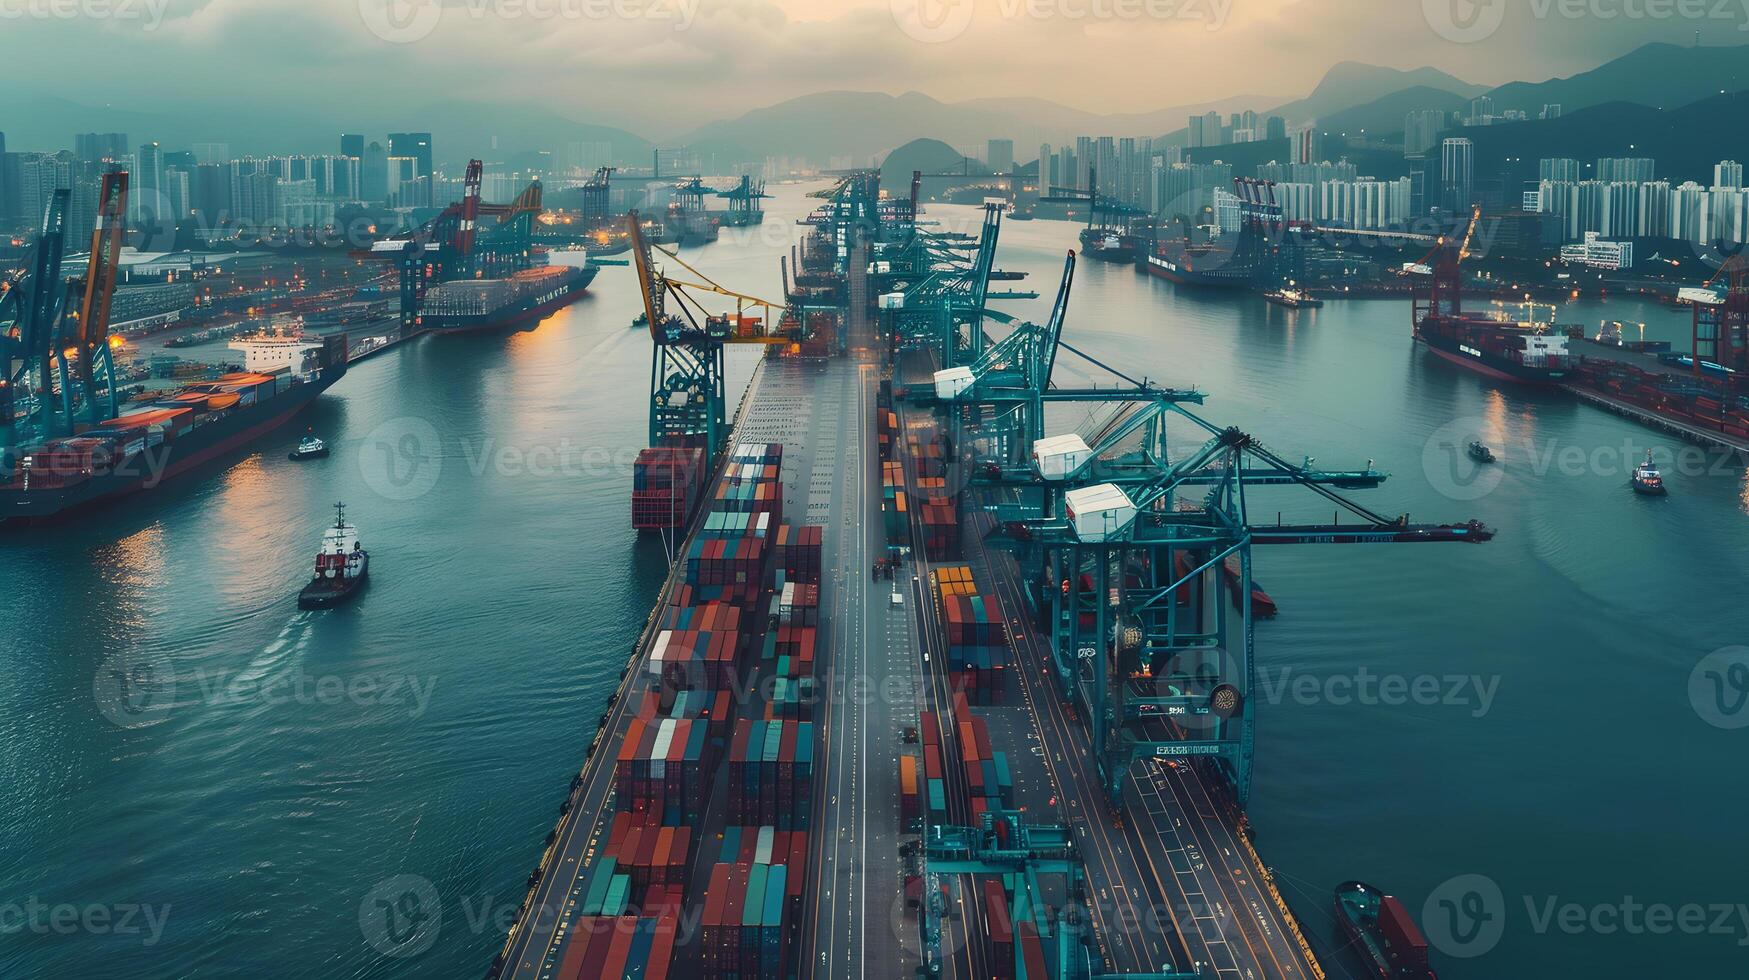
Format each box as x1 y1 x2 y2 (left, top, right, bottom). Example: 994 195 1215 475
1413 288 1572 385
1333 881 1439 980
1 334 349 521
1144 238 1254 290
419 264 595 333
1078 226 1138 264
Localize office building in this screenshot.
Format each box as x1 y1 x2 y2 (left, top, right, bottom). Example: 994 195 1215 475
1441 138 1474 213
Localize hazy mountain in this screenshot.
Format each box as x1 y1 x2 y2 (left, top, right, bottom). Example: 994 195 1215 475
1261 62 1485 126
1483 41 1749 115
676 90 1282 165
879 138 990 189
1315 86 1472 139
1459 89 1749 185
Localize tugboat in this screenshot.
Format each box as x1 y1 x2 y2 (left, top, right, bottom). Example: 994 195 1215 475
297 502 369 609
289 431 329 461
1466 441 1496 463
1631 451 1667 495
1334 880 1439 979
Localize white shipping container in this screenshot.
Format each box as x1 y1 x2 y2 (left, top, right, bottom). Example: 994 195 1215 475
934 366 975 401
1064 484 1136 542
1032 434 1092 481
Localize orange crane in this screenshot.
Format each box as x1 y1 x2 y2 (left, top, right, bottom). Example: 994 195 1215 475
627 210 793 459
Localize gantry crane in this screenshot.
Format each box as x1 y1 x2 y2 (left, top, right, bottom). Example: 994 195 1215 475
370 160 544 331
1 172 130 464
628 210 793 461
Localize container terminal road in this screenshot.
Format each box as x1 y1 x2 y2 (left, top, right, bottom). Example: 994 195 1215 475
488 174 1496 980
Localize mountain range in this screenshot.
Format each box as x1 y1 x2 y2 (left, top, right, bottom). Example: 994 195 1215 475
5 41 1745 175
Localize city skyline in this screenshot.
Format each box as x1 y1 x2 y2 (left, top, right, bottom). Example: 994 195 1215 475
4 0 1747 139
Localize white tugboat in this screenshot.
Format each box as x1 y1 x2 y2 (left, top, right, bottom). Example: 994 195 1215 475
289 429 329 461
298 502 369 609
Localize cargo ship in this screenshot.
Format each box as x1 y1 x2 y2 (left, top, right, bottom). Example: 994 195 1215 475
1144 239 1254 290
1078 227 1138 264
1 334 349 521
1413 303 1573 385
419 264 596 333
1333 880 1439 980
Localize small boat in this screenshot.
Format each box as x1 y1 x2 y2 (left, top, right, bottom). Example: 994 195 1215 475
289 432 329 461
297 502 369 609
1263 287 1324 309
1222 554 1279 619
1333 880 1439 979
1466 441 1495 463
1631 451 1666 495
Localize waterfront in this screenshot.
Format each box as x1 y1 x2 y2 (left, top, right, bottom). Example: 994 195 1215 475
3 190 1747 979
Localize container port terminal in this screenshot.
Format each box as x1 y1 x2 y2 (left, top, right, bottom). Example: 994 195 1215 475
487 173 1497 980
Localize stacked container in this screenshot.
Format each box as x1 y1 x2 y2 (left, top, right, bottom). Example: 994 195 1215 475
554 913 677 980
953 692 1014 819
918 495 959 559
648 628 740 691
941 586 1010 705
614 717 712 827
699 862 791 979
728 719 814 830
601 814 694 897
918 711 949 826
882 461 908 543
773 524 823 585
983 879 1015 979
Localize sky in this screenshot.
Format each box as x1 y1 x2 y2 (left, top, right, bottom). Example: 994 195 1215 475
4 0 1746 136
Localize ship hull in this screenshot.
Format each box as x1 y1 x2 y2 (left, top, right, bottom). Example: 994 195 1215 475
299 566 369 609
1 364 346 522
423 266 596 334
1144 253 1251 290
1416 329 1568 386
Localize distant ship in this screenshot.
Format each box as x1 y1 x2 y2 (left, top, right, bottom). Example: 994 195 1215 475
1264 287 1323 309
1334 880 1439 980
2 335 349 521
1144 240 1254 290
1078 226 1138 264
419 265 596 333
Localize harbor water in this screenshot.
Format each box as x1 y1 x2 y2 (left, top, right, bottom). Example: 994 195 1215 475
2 190 1746 979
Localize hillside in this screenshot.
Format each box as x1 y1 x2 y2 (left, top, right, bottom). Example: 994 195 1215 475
1261 62 1483 126
1315 86 1471 139
1458 90 1749 185
1484 41 1749 115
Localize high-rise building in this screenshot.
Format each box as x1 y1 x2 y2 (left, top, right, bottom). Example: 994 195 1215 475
230 170 282 228
193 142 231 166
1202 111 1222 147
1596 157 1655 184
1714 160 1743 189
362 141 390 202
133 141 165 227
1441 138 1474 213
0 130 16 225
1467 96 1494 124
1264 115 1286 141
985 139 1013 176
74 132 128 162
191 163 231 233
1403 110 1446 156
341 134 365 160
1539 158 1581 183
1187 114 1206 149
388 132 434 201
1540 104 1563 120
